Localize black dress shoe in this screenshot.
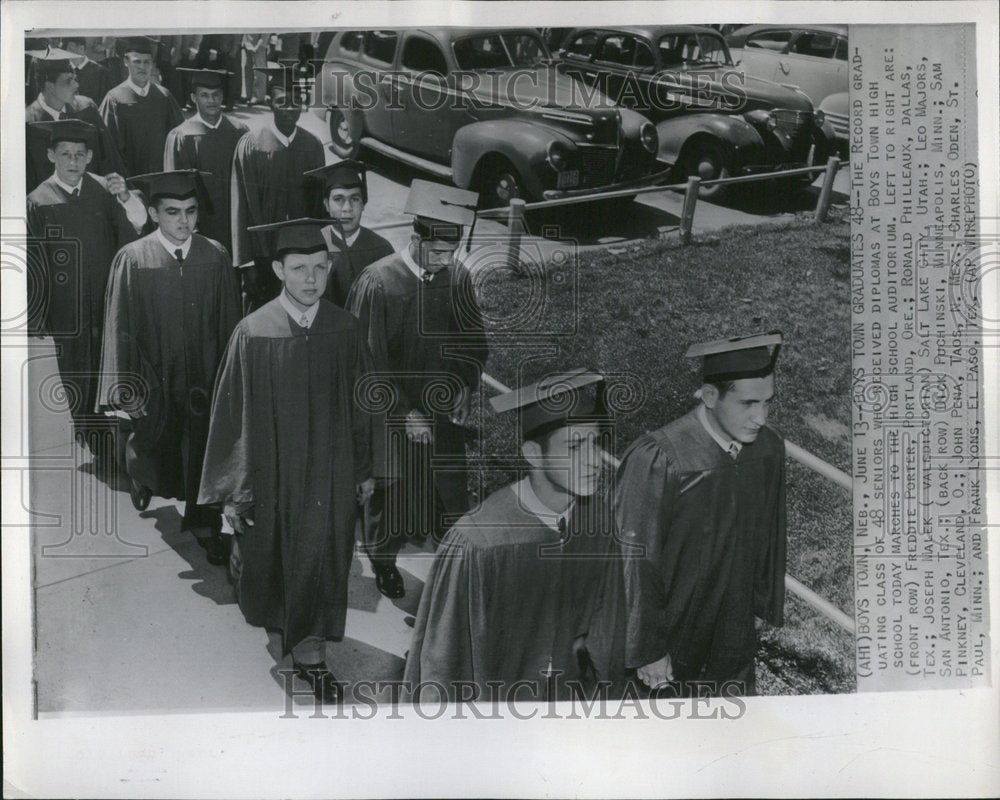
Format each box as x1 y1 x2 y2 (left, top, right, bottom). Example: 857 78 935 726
128 477 151 511
293 662 343 704
373 564 405 599
200 533 230 566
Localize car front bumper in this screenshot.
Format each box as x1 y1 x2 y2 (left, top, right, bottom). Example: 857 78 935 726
541 167 675 200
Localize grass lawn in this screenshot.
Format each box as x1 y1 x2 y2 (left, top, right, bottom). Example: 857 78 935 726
466 208 855 695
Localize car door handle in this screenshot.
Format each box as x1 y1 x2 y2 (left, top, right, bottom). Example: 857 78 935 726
778 60 790 74
584 71 597 79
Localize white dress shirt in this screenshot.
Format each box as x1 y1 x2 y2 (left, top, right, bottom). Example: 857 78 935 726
126 78 151 97
192 112 223 130
155 227 193 261
269 122 297 147
323 225 361 250
400 244 435 282
279 290 320 329
511 477 575 534
36 94 67 120
698 404 743 459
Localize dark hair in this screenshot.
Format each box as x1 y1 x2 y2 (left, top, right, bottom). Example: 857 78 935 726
151 194 198 211
524 416 612 449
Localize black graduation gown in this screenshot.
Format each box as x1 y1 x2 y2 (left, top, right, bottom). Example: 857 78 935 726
97 233 241 507
198 299 375 651
164 114 248 255
403 485 627 701
26 173 138 435
25 96 125 194
99 80 184 176
75 60 115 107
614 409 787 686
230 125 324 271
321 225 394 308
346 252 489 539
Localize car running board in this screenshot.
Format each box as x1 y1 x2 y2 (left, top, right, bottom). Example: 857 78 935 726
359 137 453 179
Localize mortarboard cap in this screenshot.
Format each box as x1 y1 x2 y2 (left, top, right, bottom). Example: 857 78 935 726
685 330 783 383
404 179 479 245
304 160 369 204
27 118 98 149
177 67 233 89
26 45 78 79
247 218 330 257
490 368 609 440
126 169 213 214
120 36 159 55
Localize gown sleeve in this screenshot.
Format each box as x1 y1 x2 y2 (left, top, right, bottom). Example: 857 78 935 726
754 438 788 626
350 323 377 484
198 322 254 513
96 247 140 412
613 434 679 670
230 135 263 265
452 263 489 392
97 95 126 173
163 127 186 171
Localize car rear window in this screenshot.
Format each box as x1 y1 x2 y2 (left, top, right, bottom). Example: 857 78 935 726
402 36 448 74
657 33 731 67
453 33 548 70
790 32 841 59
596 34 636 66
565 31 598 59
364 30 398 66
744 29 793 52
340 31 363 54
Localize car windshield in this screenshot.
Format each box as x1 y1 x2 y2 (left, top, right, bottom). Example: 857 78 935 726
657 33 733 67
453 33 549 70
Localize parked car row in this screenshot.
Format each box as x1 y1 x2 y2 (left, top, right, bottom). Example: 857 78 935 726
310 25 849 206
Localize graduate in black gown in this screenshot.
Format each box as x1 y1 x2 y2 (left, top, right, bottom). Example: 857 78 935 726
25 46 125 193
346 180 489 599
199 219 377 705
303 160 394 308
231 68 325 312
26 120 146 452
404 370 627 703
99 37 184 177
164 68 249 255
97 170 241 565
61 37 115 106
614 332 788 696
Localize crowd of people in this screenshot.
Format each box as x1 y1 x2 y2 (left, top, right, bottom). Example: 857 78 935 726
25 35 789 707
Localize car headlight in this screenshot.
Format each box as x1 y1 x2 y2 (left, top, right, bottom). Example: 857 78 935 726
546 140 569 171
639 122 658 154
766 114 779 131
813 110 826 127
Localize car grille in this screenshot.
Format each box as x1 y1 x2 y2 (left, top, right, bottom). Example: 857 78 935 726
577 145 619 187
773 108 813 137
825 110 849 139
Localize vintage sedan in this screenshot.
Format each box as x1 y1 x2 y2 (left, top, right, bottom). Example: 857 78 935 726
726 24 848 110
312 28 665 206
556 25 836 197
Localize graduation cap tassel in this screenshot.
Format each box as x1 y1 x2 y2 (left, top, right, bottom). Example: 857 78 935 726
439 198 480 254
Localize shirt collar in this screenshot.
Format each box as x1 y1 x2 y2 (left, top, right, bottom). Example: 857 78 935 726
511 477 575 534
155 227 193 260
278 290 320 328
37 93 65 120
324 225 361 249
400 244 436 282
269 122 297 146
126 77 151 97
698 404 743 458
51 173 84 195
192 112 223 130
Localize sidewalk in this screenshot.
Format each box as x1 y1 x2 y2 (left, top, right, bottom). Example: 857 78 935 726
29 343 433 715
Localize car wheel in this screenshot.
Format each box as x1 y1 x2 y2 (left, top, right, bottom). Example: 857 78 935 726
327 107 361 160
677 139 732 201
479 159 524 209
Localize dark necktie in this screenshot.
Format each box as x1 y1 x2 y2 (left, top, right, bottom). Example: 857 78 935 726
727 442 740 460
70 187 79 198
174 248 184 265
557 516 567 540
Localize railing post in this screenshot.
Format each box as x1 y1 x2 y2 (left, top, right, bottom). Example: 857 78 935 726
814 156 841 223
679 177 700 245
505 198 527 276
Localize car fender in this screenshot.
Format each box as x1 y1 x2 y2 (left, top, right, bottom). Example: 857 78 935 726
452 119 574 199
617 107 651 142
655 113 764 168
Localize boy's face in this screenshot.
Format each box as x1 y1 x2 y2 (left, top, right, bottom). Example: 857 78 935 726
415 237 460 274
530 422 605 498
273 250 330 308
270 88 301 135
705 374 775 444
47 141 92 185
124 52 153 86
191 86 224 122
149 197 198 246
46 71 79 106
323 188 365 237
